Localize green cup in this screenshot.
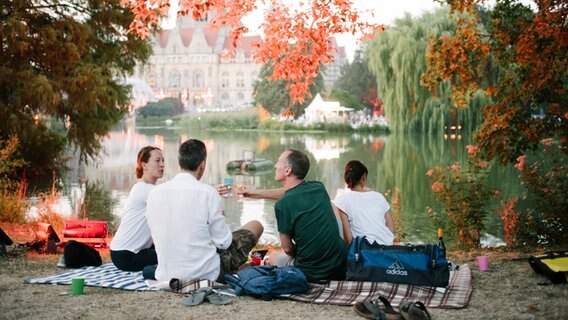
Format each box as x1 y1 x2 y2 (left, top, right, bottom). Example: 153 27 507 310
71 278 85 296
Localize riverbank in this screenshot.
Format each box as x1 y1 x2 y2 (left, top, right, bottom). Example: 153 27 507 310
1 245 566 320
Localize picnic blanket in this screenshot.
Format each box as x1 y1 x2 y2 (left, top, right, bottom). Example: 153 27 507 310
25 263 472 308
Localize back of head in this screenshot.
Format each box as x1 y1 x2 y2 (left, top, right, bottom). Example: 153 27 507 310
286 149 310 180
344 160 368 189
178 139 207 171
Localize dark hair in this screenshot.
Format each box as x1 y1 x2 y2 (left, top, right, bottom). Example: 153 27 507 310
344 160 368 189
178 139 207 171
135 146 161 179
285 149 310 180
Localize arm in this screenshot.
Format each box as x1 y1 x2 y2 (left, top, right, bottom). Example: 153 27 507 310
208 192 232 249
385 210 396 236
240 187 285 200
337 207 353 245
279 233 295 257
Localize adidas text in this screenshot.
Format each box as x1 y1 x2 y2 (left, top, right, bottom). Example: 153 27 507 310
386 269 408 276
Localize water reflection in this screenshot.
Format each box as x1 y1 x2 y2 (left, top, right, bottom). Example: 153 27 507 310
53 120 522 246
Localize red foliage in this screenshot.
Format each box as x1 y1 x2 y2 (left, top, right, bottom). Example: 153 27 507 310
121 0 380 106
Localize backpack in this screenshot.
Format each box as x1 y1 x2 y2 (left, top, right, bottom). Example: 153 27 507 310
224 265 308 300
528 251 568 284
64 240 102 268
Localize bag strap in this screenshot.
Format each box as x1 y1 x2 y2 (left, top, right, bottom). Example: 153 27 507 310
354 236 364 262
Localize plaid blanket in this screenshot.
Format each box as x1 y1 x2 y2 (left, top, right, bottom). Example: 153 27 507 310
25 263 472 308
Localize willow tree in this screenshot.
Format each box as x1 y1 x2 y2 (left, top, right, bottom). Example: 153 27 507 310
365 8 487 134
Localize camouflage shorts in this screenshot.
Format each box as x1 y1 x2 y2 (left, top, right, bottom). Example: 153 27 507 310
218 229 257 281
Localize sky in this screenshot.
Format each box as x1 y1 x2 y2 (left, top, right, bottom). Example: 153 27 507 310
334 0 442 60
242 0 443 61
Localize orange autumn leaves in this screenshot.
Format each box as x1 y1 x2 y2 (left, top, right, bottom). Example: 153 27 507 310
422 14 489 108
121 0 381 111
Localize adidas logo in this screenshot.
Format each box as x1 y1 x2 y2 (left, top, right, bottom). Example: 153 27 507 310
386 260 408 276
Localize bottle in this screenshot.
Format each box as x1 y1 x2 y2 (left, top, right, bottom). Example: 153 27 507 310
437 228 446 257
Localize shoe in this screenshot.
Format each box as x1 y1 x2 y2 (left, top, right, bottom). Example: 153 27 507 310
354 296 401 320
205 291 233 305
399 301 432 320
57 256 66 268
181 287 212 307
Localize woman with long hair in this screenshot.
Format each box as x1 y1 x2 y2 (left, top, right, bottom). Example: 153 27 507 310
110 146 164 271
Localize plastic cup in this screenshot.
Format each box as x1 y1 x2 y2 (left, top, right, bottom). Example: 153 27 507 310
476 255 489 271
251 257 261 265
223 176 233 186
71 278 85 296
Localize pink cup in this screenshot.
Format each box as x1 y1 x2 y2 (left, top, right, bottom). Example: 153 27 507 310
476 255 489 271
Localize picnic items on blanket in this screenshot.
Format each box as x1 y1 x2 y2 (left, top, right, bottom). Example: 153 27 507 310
347 236 450 287
354 296 402 320
528 251 568 284
224 265 308 300
398 301 432 320
63 240 102 268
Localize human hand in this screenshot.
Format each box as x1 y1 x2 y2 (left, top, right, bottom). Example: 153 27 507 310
236 184 259 198
216 184 232 196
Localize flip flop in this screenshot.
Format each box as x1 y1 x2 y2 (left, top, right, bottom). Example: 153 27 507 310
354 296 402 320
399 301 432 320
181 287 213 307
354 300 387 320
205 291 233 305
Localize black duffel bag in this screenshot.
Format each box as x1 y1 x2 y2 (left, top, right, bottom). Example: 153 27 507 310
346 236 449 287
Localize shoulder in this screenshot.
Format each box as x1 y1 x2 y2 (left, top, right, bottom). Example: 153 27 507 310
371 191 388 201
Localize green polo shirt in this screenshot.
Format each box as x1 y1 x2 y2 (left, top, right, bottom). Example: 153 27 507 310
275 181 347 281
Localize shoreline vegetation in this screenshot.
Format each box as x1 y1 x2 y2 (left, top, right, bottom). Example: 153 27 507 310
134 108 391 135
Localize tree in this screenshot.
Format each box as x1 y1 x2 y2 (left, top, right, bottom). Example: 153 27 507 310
253 62 324 117
122 0 381 108
423 0 568 162
423 0 567 246
0 0 151 178
137 97 184 118
330 50 377 112
366 9 485 133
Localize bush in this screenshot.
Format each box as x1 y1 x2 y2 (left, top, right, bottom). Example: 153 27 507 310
514 140 568 247
179 108 259 130
426 145 492 248
0 137 27 223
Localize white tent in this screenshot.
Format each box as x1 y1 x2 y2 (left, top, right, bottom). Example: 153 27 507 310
303 93 353 124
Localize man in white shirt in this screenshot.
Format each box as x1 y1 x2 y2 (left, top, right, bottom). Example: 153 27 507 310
145 139 263 282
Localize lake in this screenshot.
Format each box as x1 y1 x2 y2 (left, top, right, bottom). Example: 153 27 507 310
50 119 522 247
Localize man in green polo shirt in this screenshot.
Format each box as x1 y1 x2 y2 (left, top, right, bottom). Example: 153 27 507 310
245 149 347 281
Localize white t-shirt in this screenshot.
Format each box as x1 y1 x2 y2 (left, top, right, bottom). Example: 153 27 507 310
110 181 154 253
334 190 394 245
146 173 232 282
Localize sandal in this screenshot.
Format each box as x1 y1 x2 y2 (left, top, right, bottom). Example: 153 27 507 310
354 296 402 320
399 301 432 320
181 287 212 307
205 291 233 305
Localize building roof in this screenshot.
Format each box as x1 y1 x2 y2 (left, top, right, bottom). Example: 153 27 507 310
154 25 261 53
